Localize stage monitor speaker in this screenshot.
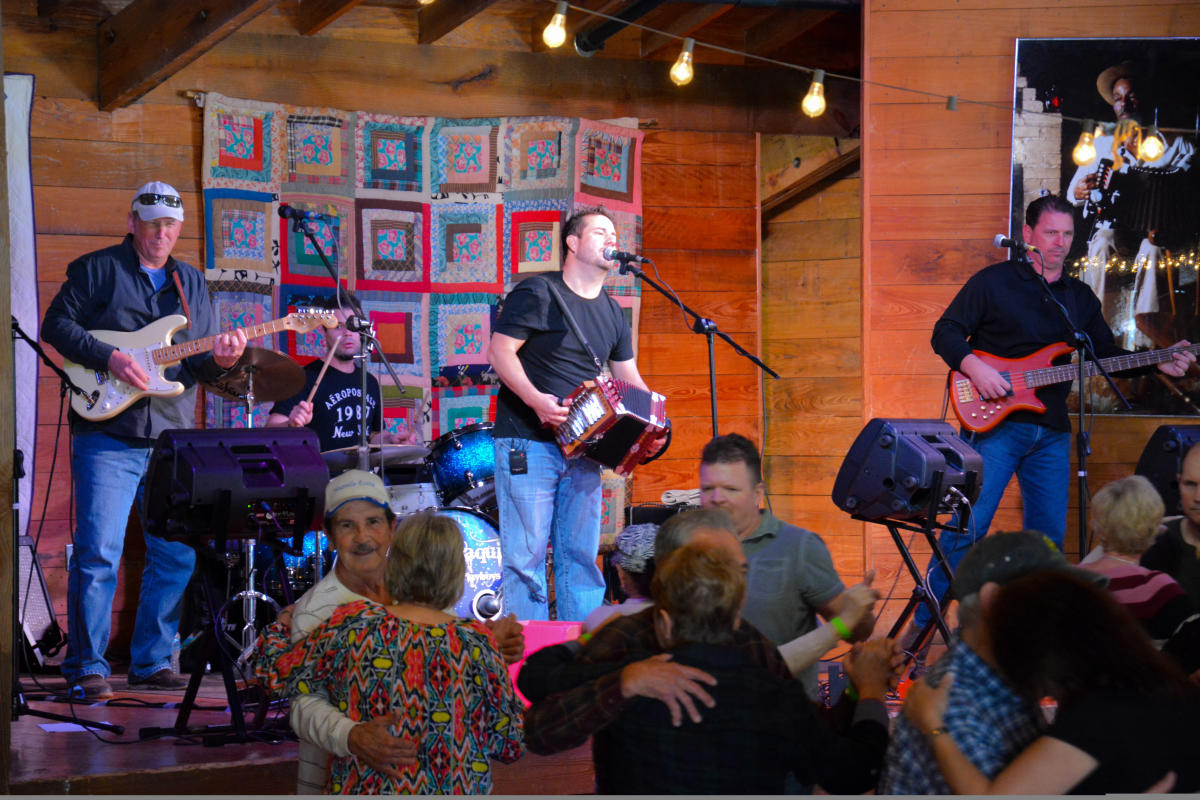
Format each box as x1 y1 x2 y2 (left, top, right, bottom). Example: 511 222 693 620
18 535 62 668
626 502 690 527
143 427 329 544
832 418 983 522
1134 425 1200 516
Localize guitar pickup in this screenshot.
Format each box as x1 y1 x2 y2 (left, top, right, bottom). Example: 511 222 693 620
954 379 976 403
93 370 108 386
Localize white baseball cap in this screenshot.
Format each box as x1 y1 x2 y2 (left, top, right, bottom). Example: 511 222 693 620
325 469 390 518
131 180 184 222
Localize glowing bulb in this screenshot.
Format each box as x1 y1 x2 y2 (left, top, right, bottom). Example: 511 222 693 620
542 2 568 49
1071 119 1096 165
418 0 435 5
1138 126 1166 161
801 69 826 118
669 38 694 86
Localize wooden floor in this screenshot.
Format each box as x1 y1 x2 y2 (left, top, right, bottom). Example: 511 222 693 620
9 671 595 795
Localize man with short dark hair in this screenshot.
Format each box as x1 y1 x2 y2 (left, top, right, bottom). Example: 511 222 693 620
595 543 893 794
43 180 247 698
1142 442 1200 610
916 195 1192 638
488 206 665 621
699 432 876 697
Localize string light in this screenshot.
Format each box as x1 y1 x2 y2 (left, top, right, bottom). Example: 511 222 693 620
542 2 568 48
801 69 826 118
418 0 436 5
1071 119 1097 166
1138 125 1167 161
669 38 695 86
1072 250 1200 276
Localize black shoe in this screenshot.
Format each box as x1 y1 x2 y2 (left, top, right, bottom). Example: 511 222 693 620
71 674 114 700
128 669 187 689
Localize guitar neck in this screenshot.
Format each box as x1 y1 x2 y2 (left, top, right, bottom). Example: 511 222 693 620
152 317 296 365
1029 343 1200 388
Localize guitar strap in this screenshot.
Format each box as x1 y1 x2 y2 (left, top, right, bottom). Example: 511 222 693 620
542 276 605 376
170 269 192 331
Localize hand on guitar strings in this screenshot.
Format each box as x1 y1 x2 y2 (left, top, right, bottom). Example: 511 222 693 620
958 353 1012 400
107 349 150 391
213 328 249 370
1159 340 1195 378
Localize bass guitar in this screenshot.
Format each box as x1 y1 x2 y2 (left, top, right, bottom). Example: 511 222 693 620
951 341 1198 433
63 310 338 422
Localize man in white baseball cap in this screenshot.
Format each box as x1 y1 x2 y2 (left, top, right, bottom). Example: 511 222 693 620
130 180 185 222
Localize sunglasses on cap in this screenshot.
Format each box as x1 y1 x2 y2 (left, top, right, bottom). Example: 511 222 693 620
134 193 183 208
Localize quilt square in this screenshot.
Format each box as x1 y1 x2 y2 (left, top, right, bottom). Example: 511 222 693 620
429 292 497 377
354 199 430 290
600 470 630 546
383 391 429 443
359 290 430 388
503 117 575 193
203 94 282 189
204 189 276 284
430 203 501 290
357 115 427 193
285 112 350 184
432 121 499 194
575 120 643 212
218 113 264 172
279 195 354 287
509 209 563 277
209 284 275 350
430 385 499 439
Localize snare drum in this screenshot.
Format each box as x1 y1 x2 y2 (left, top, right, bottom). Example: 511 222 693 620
386 482 441 517
428 422 496 508
437 507 503 621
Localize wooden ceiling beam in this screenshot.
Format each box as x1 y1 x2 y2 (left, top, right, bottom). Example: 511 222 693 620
744 9 835 59
762 142 860 218
98 0 279 111
417 0 504 45
640 4 731 60
295 0 365 36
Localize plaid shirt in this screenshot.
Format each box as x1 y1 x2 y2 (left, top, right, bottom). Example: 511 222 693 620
519 605 791 755
878 635 1042 794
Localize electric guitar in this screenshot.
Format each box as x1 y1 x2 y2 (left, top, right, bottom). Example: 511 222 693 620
63 310 338 422
951 341 1199 433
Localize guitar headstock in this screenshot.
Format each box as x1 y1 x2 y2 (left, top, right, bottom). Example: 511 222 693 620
285 309 341 333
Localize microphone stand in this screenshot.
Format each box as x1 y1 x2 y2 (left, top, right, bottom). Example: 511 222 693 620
614 257 779 437
286 215 408 472
1019 247 1129 558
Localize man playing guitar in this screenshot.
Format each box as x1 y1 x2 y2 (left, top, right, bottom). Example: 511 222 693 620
911 194 1193 643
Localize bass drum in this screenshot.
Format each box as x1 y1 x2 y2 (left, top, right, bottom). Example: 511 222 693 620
427 422 496 513
436 507 503 622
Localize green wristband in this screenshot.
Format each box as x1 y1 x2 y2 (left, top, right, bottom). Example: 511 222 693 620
830 616 852 640
844 683 859 701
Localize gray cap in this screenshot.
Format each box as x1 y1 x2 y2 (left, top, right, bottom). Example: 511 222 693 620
612 523 658 574
952 530 1106 599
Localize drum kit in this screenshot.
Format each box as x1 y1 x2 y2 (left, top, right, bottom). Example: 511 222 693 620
195 345 505 656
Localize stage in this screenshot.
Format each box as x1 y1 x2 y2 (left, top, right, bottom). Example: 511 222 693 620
9 671 595 795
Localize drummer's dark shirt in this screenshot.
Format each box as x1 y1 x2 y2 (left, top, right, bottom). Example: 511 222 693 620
271 360 382 452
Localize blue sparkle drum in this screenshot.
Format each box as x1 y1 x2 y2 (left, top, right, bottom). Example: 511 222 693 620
255 530 333 602
427 422 496 510
437 507 503 621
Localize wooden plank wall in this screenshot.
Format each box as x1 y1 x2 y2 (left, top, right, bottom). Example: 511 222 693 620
863 0 1200 630
762 171 865 585
3 4 760 651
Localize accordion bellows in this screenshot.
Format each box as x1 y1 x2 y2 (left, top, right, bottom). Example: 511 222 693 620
555 377 667 476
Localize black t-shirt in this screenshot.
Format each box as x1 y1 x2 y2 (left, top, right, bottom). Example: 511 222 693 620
492 272 634 441
1048 688 1200 794
270 359 382 452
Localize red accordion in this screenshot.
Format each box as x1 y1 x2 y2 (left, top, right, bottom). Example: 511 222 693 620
555 377 667 476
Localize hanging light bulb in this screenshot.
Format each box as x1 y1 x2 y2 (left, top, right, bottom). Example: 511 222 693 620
1071 118 1097 165
669 38 695 86
801 69 826 118
1138 125 1166 161
418 0 436 5
542 2 568 49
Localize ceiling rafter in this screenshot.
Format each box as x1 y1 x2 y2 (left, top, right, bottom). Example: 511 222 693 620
295 0 365 36
417 0 505 45
640 4 732 60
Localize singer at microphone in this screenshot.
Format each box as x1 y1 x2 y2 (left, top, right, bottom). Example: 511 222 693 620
603 247 650 264
992 234 1039 252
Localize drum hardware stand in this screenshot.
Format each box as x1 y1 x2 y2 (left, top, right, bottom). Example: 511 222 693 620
609 257 780 436
10 318 124 734
852 470 970 672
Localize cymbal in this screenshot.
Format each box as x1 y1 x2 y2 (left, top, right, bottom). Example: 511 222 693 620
322 443 432 473
204 347 305 403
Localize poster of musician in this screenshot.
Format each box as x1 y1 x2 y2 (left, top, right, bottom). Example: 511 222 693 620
1012 38 1200 415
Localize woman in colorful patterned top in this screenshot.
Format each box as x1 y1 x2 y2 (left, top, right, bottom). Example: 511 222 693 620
258 510 524 793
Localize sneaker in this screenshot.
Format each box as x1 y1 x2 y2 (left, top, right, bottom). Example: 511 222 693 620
71 674 114 700
128 669 188 689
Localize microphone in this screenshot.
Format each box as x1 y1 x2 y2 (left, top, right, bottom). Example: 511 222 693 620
993 234 1038 251
603 247 649 264
278 204 331 222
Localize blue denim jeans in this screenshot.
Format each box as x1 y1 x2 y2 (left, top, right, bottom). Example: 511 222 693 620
493 437 605 621
63 430 196 682
915 421 1070 628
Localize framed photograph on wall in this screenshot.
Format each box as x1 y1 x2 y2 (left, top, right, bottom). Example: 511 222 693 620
1011 38 1200 415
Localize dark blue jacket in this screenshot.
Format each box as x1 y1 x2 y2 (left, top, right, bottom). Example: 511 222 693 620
42 235 224 439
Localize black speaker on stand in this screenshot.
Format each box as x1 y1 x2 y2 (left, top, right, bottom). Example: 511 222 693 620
832 419 983 661
1134 425 1200 516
